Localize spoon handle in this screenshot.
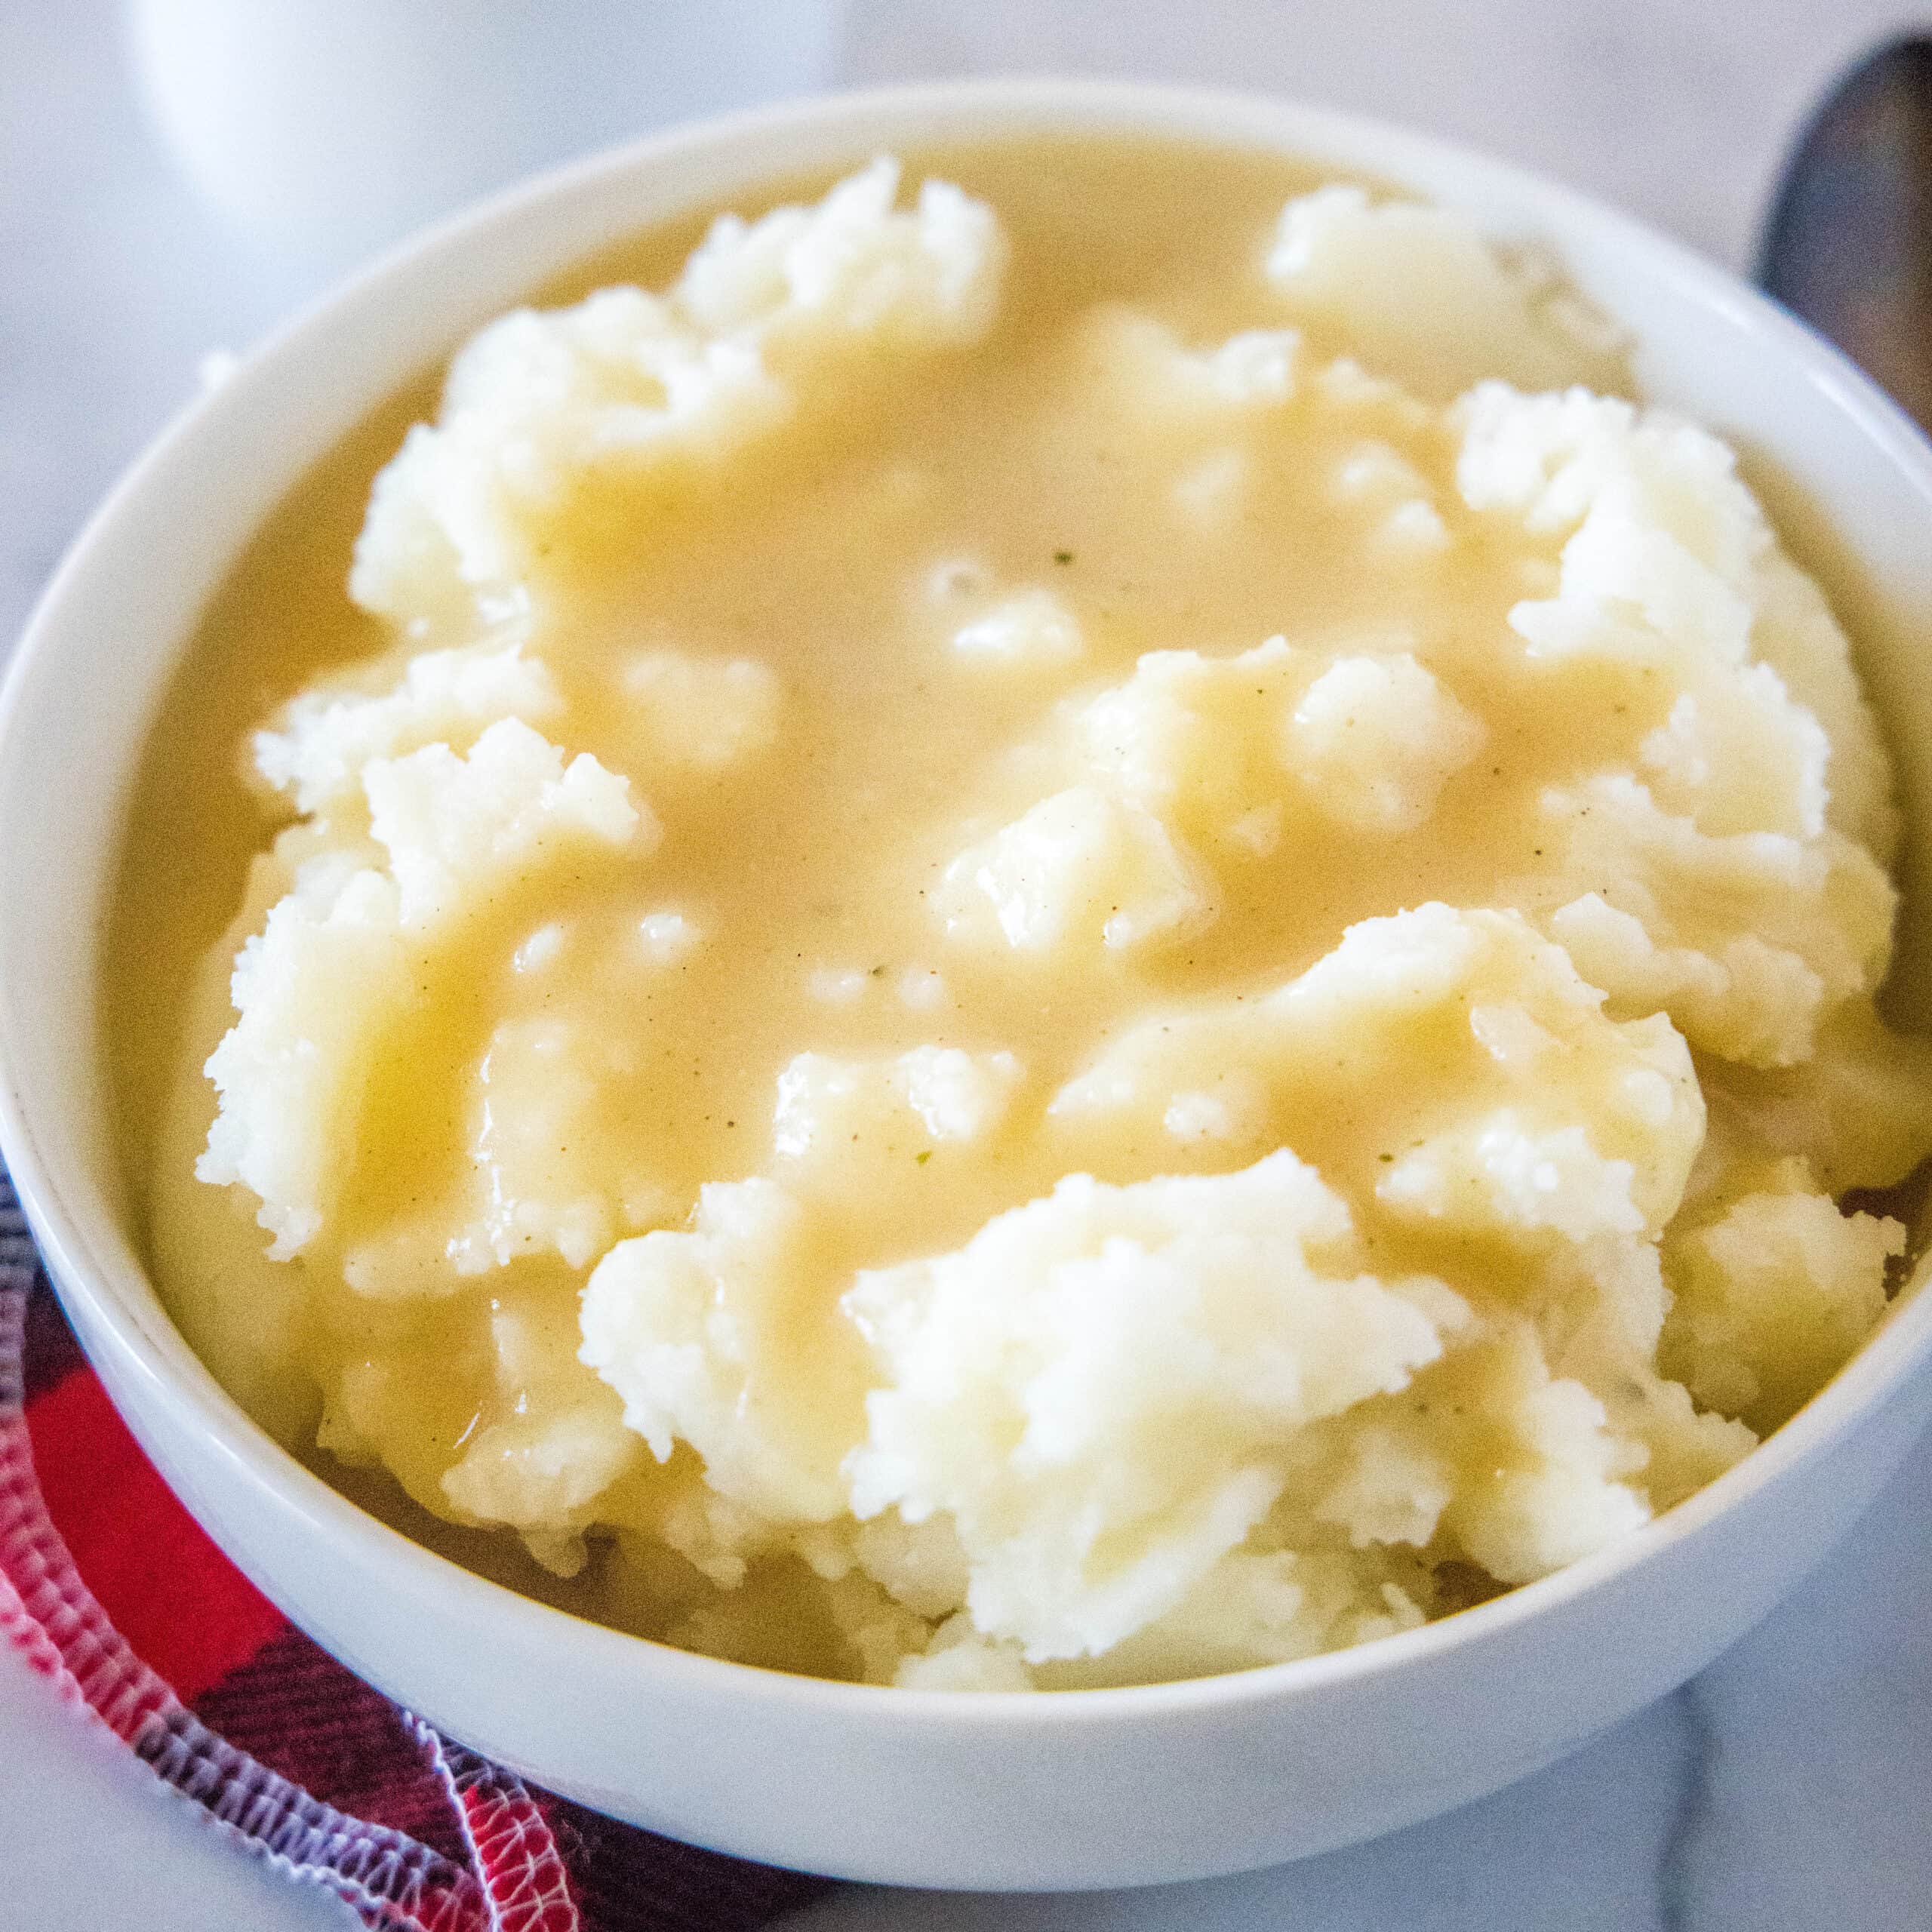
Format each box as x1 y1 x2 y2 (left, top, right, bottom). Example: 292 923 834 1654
1759 35 1932 431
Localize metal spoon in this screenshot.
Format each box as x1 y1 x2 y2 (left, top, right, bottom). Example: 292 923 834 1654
1759 34 1932 430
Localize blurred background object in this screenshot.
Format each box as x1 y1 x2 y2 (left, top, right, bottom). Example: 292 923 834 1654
125 0 849 279
1760 33 1932 430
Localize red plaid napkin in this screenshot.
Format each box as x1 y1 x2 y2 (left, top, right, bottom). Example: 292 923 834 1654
0 1171 832 1930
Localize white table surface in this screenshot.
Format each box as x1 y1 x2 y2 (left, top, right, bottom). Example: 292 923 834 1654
6 2 1932 1925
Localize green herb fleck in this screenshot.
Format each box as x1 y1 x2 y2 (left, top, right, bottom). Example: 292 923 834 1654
1054 549 1074 565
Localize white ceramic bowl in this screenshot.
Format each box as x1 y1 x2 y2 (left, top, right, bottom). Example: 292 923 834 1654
7 82 1932 1894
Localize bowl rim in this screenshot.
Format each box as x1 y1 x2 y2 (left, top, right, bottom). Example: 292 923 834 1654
7 72 1932 1730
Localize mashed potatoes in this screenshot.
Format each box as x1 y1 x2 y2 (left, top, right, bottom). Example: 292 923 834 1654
130 140 1932 1690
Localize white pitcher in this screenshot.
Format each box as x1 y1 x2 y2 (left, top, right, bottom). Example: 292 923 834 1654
127 0 850 279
